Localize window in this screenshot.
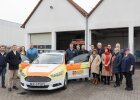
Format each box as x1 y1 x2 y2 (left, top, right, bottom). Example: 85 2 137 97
68 54 89 63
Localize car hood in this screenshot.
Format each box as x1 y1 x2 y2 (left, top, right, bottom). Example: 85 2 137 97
27 64 61 73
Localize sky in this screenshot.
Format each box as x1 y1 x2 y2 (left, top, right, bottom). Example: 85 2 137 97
0 0 100 24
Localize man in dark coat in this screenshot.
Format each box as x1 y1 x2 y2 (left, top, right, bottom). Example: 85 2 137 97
121 48 135 91
80 45 89 54
66 44 78 63
0 45 7 88
112 48 122 87
6 45 21 91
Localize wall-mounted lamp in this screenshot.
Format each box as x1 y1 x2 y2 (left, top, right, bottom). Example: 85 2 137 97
50 6 54 9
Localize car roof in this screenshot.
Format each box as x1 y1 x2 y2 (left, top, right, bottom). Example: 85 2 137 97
44 52 65 55
40 50 65 55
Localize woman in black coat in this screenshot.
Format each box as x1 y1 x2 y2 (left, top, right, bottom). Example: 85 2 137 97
121 48 135 91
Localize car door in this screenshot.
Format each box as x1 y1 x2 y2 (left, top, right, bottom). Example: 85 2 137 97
66 54 90 80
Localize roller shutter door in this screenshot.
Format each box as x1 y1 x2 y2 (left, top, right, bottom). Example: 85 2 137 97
30 33 52 53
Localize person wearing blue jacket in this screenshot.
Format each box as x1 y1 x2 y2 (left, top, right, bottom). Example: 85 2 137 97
121 48 135 91
0 45 7 88
112 48 122 87
26 44 38 63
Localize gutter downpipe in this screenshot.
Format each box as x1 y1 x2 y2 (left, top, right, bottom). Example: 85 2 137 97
85 15 89 50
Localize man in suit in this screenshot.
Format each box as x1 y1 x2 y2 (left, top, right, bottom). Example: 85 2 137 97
0 45 7 88
6 45 21 91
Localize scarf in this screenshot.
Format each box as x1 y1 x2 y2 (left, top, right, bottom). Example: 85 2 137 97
104 52 110 71
90 54 96 67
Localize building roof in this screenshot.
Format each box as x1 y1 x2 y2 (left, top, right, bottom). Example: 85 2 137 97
21 0 43 28
67 0 88 17
21 0 103 28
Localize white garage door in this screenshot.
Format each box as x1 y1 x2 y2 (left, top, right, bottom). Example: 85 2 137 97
31 33 52 45
30 33 52 53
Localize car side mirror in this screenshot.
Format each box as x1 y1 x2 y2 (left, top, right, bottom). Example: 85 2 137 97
69 60 74 64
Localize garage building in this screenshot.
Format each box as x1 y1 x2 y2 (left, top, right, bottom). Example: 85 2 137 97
22 0 140 55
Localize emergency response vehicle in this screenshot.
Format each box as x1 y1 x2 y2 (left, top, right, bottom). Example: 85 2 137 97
20 50 90 90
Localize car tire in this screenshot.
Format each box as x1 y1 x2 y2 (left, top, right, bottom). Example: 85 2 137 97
62 74 68 90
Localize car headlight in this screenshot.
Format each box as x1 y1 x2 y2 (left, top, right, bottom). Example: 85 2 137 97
51 71 64 77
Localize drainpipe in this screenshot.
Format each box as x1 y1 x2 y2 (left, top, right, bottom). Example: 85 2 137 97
85 15 88 50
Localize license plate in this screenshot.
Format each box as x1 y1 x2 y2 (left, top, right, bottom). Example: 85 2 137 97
72 70 84 75
30 82 45 86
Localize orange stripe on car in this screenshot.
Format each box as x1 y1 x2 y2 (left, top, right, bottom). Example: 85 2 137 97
67 63 81 70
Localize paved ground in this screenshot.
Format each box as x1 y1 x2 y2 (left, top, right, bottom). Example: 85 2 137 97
0 70 140 100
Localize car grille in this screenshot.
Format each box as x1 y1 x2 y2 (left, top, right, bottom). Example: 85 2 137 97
27 85 49 88
25 76 51 82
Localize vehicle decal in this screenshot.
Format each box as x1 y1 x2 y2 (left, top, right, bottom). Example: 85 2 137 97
28 64 60 73
26 64 64 77
67 62 89 71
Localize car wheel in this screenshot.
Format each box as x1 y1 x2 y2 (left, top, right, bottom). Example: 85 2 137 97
62 74 68 90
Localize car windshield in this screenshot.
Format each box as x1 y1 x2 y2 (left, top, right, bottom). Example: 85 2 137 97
32 54 64 64
68 53 89 64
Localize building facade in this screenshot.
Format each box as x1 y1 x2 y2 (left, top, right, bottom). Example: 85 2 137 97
0 19 26 47
22 0 140 54
88 0 140 53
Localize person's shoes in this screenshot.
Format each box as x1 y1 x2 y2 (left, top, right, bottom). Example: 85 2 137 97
92 78 95 84
85 78 88 81
13 86 18 90
79 78 83 81
106 82 110 85
2 85 6 88
125 87 133 91
125 87 128 90
94 78 99 85
114 84 120 88
8 88 12 92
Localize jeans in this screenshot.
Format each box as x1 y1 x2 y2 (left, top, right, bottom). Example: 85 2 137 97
0 67 7 86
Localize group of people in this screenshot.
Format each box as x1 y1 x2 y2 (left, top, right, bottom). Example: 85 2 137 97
0 44 38 92
0 42 135 92
66 43 135 91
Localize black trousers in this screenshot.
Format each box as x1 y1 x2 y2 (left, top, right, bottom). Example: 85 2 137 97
0 67 6 86
99 64 104 82
115 73 120 85
104 76 110 84
92 73 99 79
120 73 123 82
123 72 133 89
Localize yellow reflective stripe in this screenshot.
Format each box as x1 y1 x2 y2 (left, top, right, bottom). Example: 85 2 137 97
19 64 22 68
80 62 89 69
49 65 67 80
